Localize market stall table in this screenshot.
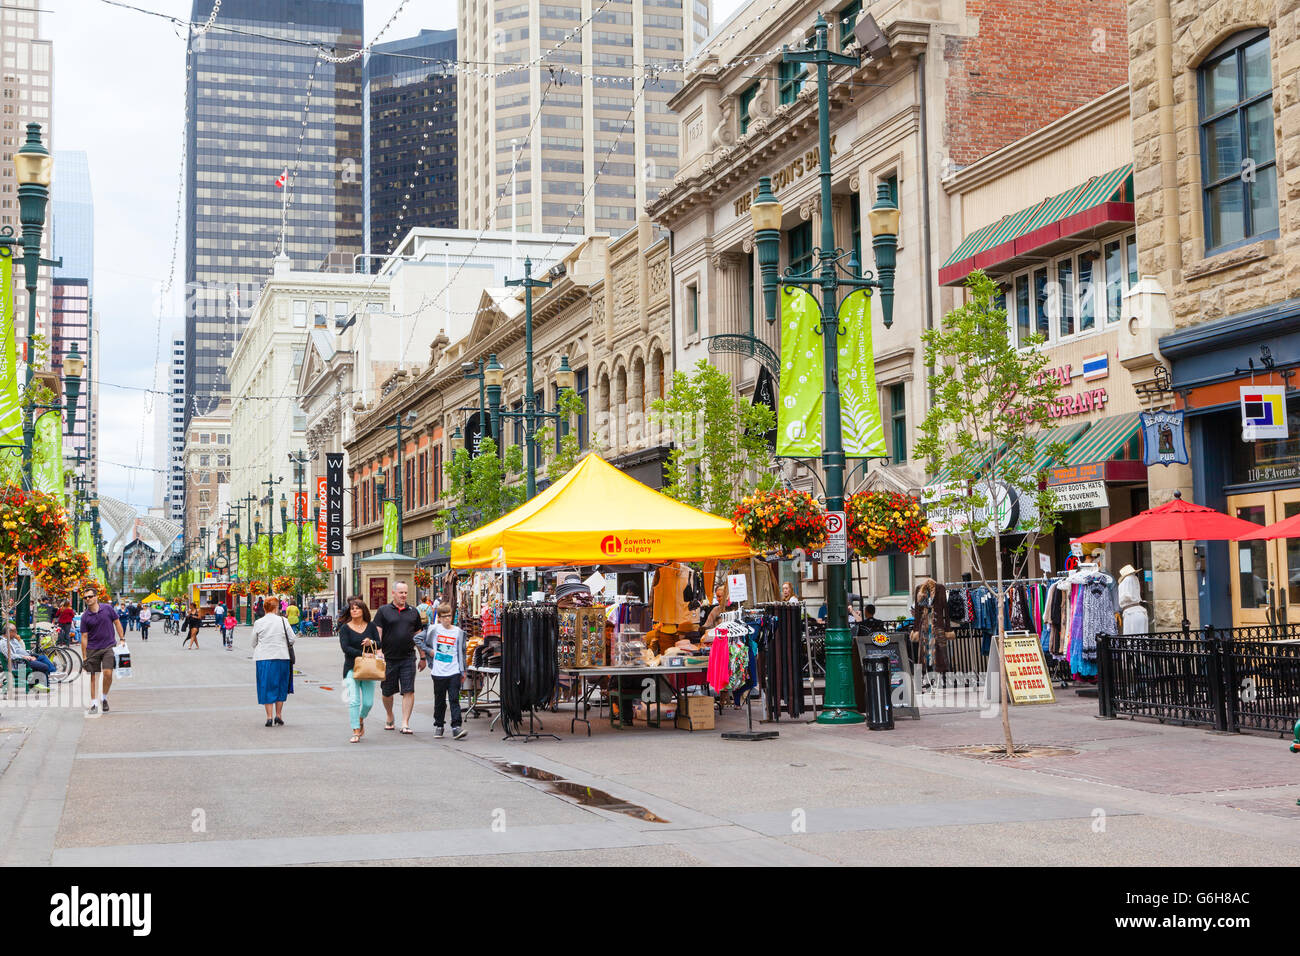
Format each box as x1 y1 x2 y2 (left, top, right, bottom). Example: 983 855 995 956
562 665 710 735
465 665 501 722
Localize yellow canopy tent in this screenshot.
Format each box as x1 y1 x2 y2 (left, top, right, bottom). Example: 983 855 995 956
140 592 163 604
451 453 753 568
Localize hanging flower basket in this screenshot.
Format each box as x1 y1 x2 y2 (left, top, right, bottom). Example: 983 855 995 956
228 582 248 597
248 579 267 595
413 567 433 589
271 576 294 595
34 544 90 599
846 491 933 558
732 489 828 556
0 484 70 570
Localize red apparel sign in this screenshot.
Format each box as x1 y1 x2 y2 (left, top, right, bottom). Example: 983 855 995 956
316 477 331 571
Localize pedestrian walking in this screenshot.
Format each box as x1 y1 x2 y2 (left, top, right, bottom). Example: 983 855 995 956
214 598 229 647
373 582 422 735
251 596 294 726
254 597 265 622
417 603 468 740
286 600 300 634
183 602 202 649
80 585 124 717
56 600 74 646
339 596 380 743
223 613 237 650
138 607 150 642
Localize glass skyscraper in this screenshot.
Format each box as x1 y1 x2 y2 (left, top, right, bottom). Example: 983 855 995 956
365 29 458 264
184 0 363 423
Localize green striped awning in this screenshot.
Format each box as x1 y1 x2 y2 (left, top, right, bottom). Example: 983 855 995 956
939 164 1133 285
1026 421 1093 475
929 422 1089 485
1063 412 1142 466
930 450 993 486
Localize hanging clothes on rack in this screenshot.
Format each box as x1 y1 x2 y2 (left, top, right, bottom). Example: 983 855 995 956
910 579 952 669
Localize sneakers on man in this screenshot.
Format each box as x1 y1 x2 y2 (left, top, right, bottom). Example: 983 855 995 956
85 703 100 717
433 726 444 738
101 699 109 712
453 726 468 740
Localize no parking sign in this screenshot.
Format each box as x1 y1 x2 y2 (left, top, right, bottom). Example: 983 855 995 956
824 511 847 564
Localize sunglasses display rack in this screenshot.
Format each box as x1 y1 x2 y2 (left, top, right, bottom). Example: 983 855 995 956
557 606 607 668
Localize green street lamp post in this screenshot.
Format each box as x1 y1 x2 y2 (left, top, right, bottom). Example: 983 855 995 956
381 411 416 554
0 124 77 641
752 15 899 725
461 359 492 448
259 472 283 579
483 349 575 496
504 258 553 500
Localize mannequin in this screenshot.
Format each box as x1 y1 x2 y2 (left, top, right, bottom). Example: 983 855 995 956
1118 564 1148 635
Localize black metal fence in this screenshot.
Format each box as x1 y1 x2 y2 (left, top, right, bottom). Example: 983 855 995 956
1097 625 1300 734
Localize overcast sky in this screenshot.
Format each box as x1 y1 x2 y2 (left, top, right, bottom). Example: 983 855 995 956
51 0 745 514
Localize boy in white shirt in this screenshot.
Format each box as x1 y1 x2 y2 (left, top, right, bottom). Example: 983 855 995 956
416 603 467 740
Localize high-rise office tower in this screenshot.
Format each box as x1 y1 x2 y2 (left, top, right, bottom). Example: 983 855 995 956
52 150 96 489
458 0 706 237
0 0 53 343
184 0 364 424
365 30 458 263
167 335 185 523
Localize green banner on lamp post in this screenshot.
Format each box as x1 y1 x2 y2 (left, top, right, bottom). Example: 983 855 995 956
0 254 21 485
776 286 823 457
383 500 399 553
838 289 887 458
32 409 61 495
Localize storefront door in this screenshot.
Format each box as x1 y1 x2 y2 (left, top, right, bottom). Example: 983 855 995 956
1227 490 1300 626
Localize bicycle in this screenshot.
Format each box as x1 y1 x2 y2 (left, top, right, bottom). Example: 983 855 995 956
35 627 81 683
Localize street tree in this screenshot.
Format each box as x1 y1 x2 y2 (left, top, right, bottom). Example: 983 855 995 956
436 437 525 537
914 269 1065 758
650 358 777 518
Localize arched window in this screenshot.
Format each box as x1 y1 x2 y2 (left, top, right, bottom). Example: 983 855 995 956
1199 30 1277 252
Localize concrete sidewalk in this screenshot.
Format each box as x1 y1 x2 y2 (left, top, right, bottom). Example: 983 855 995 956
0 624 1295 866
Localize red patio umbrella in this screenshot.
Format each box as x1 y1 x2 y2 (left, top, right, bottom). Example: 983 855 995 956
1235 513 1300 541
1072 491 1263 632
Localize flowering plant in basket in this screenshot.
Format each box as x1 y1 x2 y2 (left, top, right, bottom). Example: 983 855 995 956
228 581 248 597
271 576 294 595
732 488 827 555
413 567 433 589
845 491 933 558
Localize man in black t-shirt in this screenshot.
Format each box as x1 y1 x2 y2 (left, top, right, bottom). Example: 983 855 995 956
373 582 424 734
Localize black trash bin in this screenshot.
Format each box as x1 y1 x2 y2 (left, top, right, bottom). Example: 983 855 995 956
863 650 894 731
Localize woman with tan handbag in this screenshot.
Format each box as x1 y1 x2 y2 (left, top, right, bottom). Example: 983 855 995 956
339 596 383 743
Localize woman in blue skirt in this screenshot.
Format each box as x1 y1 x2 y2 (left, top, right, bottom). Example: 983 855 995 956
251 595 295 726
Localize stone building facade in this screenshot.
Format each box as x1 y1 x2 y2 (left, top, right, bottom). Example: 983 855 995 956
1129 0 1300 628
344 225 671 600
647 0 1130 616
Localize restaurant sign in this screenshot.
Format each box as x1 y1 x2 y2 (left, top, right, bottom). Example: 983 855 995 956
1037 364 1108 420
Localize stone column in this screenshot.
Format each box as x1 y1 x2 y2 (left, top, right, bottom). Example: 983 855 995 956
1146 462 1197 630
710 251 745 387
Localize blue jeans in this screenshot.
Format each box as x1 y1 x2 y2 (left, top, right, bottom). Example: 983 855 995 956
25 654 55 685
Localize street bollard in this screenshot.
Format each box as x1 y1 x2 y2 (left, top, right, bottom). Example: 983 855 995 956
863 651 894 731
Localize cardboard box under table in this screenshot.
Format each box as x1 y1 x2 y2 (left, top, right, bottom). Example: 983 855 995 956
560 665 710 735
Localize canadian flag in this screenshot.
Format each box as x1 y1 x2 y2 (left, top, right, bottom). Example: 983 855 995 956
275 168 288 189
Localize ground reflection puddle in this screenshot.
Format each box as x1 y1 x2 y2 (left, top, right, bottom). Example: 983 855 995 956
490 760 669 822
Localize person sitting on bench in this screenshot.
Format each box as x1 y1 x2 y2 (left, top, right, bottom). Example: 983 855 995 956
1 623 56 690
